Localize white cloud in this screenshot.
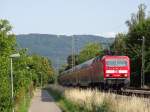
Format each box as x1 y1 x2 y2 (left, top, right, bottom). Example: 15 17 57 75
100 32 117 38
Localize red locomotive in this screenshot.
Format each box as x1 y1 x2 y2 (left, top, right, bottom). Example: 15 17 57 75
58 55 130 89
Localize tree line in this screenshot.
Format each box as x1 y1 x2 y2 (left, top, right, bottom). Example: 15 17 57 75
111 4 150 87
59 42 103 73
0 19 54 112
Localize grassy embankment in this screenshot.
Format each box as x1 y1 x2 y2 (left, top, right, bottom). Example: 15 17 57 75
17 94 31 112
15 85 34 112
46 85 150 112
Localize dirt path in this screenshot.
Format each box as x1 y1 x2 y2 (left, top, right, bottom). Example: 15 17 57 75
28 89 62 112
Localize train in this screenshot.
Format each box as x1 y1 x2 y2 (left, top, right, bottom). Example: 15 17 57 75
58 55 130 89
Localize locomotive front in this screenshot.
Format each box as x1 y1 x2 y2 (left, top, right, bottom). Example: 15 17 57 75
103 56 130 88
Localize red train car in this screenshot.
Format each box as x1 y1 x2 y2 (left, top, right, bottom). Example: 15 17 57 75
58 55 130 89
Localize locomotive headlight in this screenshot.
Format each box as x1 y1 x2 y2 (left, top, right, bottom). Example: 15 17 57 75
124 74 128 77
106 74 110 77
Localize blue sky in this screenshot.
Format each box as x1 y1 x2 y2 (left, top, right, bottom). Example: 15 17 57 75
0 0 150 37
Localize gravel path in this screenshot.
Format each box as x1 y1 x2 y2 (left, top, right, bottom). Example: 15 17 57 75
29 89 62 112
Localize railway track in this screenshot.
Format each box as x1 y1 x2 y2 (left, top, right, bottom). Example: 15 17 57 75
110 88 150 98
62 85 150 98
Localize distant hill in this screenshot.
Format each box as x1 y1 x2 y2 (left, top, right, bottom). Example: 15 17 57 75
16 34 114 68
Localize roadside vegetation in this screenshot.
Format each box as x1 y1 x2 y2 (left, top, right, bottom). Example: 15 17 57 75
47 85 150 112
0 19 55 112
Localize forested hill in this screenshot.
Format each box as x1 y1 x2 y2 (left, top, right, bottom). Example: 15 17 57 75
16 34 114 68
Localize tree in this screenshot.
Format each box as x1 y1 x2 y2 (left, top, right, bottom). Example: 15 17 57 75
111 4 150 86
111 33 127 55
0 19 16 112
125 4 148 46
126 4 146 31
62 42 103 72
125 4 150 71
0 19 55 112
126 4 150 87
66 54 79 69
78 42 103 63
26 55 54 86
0 20 16 57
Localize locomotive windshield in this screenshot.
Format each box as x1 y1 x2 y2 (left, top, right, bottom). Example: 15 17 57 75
106 59 127 66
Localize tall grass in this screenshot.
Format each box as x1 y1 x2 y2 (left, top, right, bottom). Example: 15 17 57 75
48 85 150 112
16 93 31 112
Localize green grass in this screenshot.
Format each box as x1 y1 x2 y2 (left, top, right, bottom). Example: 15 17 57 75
46 87 109 112
46 85 150 112
46 88 85 112
17 95 31 112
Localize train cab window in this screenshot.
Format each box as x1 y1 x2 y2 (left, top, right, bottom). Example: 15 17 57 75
118 60 127 66
106 59 128 66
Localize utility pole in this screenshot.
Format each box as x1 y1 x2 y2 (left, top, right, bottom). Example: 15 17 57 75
107 42 110 55
55 57 59 85
72 35 75 70
41 73 42 88
101 42 111 55
141 36 145 88
55 35 60 85
10 53 20 112
10 58 14 112
75 37 78 63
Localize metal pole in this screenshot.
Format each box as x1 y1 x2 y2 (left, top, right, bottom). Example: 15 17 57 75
74 36 76 67
72 35 75 70
141 36 145 88
41 73 42 88
55 35 60 85
55 57 59 85
75 38 78 63
107 42 110 55
10 58 14 112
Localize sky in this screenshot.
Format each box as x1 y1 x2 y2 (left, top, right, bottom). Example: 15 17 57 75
0 0 150 37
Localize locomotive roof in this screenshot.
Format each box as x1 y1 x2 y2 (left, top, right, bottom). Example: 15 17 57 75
102 55 129 60
60 58 95 75
75 58 95 70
